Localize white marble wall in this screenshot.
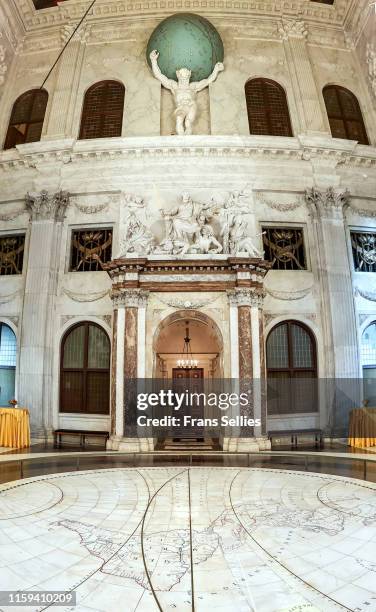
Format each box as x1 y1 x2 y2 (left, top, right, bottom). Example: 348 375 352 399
0 3 375 439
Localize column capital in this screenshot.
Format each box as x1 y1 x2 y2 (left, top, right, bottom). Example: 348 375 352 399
25 190 70 222
305 186 350 220
228 288 264 308
278 18 307 41
111 289 149 309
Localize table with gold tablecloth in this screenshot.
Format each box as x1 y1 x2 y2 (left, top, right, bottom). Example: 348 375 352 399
348 408 376 448
0 408 30 449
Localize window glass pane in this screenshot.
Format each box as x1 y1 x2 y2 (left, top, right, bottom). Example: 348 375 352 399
86 372 110 413
0 325 16 367
267 324 289 368
361 323 376 366
324 86 369 145
60 371 84 412
292 324 313 368
245 79 292 137
63 326 85 368
80 81 124 139
88 325 110 369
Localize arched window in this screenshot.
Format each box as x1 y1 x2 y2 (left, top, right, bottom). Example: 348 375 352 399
4 89 48 150
60 322 110 414
79 80 125 140
266 321 317 415
0 323 17 406
361 322 376 404
245 78 293 137
323 85 369 145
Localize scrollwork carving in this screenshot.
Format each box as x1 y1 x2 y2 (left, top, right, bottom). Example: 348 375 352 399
111 289 149 308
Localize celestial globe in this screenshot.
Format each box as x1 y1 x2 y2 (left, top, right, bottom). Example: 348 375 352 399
146 13 224 82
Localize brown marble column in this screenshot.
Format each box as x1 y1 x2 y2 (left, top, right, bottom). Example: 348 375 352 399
110 309 118 436
238 306 253 382
259 309 267 437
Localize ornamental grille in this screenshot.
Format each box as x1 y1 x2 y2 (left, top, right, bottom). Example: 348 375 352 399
70 229 113 272
4 90 48 150
0 235 25 275
351 231 376 272
262 227 306 270
323 86 369 145
79 81 125 140
245 78 293 137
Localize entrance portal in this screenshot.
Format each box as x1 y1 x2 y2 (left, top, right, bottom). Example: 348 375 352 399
153 311 223 447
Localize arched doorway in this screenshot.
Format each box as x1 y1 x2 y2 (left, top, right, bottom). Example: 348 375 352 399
153 310 223 379
153 311 223 447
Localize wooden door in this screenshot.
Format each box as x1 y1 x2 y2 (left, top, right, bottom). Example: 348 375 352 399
171 368 204 439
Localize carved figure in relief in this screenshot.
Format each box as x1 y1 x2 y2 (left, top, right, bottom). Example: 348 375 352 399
120 213 155 255
149 50 224 135
160 191 216 249
188 224 223 254
217 191 253 254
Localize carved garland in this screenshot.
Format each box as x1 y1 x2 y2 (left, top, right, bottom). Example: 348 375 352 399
62 288 110 302
255 193 304 212
355 287 376 302
265 285 313 301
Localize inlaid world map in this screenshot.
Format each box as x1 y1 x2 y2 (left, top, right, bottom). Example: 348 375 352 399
0 467 375 611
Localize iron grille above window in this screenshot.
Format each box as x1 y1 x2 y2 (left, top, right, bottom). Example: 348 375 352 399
262 227 306 270
70 229 113 272
351 231 376 272
0 235 25 275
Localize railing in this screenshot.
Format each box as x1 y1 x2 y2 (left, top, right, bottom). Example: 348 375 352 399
0 450 375 484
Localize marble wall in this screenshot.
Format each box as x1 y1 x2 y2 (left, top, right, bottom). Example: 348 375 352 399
0 3 375 442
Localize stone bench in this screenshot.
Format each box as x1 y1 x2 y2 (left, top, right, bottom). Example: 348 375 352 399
268 428 324 449
54 429 109 450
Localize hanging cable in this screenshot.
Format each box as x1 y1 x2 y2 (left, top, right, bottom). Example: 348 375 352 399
40 0 97 89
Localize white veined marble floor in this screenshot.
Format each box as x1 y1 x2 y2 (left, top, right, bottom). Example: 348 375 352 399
0 467 375 612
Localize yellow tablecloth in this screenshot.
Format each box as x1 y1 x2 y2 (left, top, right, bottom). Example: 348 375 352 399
0 408 30 449
348 408 376 448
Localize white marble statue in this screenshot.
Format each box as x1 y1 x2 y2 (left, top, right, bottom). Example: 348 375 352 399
160 191 215 246
120 212 155 255
189 224 223 254
149 50 224 135
218 191 251 253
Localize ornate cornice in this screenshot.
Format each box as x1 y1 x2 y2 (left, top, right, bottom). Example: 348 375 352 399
1 136 376 175
13 0 354 32
25 190 70 221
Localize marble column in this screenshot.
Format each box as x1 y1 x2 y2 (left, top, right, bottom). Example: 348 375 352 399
18 190 69 440
279 19 328 135
225 289 269 451
107 289 150 451
306 187 361 436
